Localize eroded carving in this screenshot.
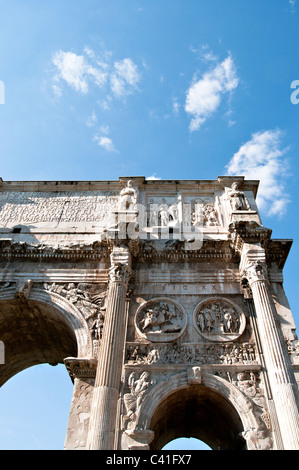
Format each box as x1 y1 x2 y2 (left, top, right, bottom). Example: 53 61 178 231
126 342 257 366
203 203 219 226
0 191 119 224
122 371 152 430
228 182 250 211
15 279 33 299
135 298 186 342
242 261 269 285
119 180 139 211
109 263 131 285
194 298 246 341
43 282 107 348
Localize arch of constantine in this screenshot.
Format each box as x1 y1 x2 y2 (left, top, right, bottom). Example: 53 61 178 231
0 175 298 450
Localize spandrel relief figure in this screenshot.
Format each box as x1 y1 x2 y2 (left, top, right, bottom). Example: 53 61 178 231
194 299 245 342
43 281 107 320
123 371 151 430
136 298 187 342
119 180 139 211
228 182 250 211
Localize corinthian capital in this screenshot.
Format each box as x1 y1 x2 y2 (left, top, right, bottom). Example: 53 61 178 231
109 263 131 285
241 261 269 286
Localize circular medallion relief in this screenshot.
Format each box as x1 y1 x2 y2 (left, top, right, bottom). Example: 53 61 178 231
193 298 246 342
135 297 187 342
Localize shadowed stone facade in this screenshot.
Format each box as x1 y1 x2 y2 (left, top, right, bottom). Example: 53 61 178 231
0 175 298 450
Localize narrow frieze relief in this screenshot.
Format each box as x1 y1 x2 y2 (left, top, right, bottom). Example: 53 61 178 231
0 239 110 260
126 341 258 366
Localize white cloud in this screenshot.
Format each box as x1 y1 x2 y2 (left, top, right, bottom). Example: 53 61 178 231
86 111 97 127
52 50 140 100
172 99 180 115
114 58 140 86
185 54 239 131
93 135 116 152
52 50 106 94
110 58 140 98
110 73 127 98
225 129 290 217
190 44 219 63
99 124 110 134
146 174 161 180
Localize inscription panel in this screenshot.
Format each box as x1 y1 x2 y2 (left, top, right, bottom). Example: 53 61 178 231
0 191 119 225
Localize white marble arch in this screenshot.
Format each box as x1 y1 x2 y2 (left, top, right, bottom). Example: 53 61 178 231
128 369 270 450
0 286 93 363
29 288 93 358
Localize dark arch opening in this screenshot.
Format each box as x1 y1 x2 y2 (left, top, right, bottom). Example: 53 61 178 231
149 384 246 450
0 297 78 386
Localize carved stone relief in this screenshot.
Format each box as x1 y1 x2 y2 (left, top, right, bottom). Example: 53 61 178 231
126 341 257 366
135 298 187 342
202 203 219 226
216 369 272 449
122 371 154 431
194 298 246 342
227 182 251 211
43 282 107 354
0 191 119 225
119 180 139 211
147 197 180 228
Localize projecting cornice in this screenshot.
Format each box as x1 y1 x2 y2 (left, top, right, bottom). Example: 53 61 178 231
0 239 111 261
228 220 272 253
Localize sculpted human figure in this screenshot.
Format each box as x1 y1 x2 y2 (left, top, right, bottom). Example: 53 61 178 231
123 371 151 429
228 182 250 211
159 199 169 226
203 203 218 226
119 180 139 211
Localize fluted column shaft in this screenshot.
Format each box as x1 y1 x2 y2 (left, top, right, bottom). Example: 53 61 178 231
86 245 131 450
243 259 299 449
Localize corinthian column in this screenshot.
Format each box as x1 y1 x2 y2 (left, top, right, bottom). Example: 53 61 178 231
242 254 299 450
86 244 131 450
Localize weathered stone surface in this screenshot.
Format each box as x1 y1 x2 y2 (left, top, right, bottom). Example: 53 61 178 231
0 175 298 450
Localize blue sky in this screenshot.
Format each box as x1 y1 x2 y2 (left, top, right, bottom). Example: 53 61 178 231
0 0 298 450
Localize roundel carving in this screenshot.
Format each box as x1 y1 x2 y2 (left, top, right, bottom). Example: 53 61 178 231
193 297 246 342
135 297 187 343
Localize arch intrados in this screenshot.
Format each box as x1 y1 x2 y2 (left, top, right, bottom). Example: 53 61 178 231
149 384 245 450
135 370 259 450
0 288 92 386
